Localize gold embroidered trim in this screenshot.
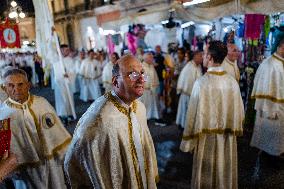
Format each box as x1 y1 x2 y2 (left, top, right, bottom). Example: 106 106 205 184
182 128 243 140
104 92 137 114
45 138 71 159
207 71 227 76
127 111 144 189
155 175 160 183
105 92 143 188
272 54 284 64
251 95 284 103
6 95 70 159
5 95 34 109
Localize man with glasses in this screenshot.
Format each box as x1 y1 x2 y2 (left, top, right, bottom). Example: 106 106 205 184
222 43 241 82
64 54 159 188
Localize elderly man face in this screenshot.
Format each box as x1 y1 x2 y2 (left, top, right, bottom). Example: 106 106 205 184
227 44 240 62
113 55 146 104
144 53 154 65
4 73 30 104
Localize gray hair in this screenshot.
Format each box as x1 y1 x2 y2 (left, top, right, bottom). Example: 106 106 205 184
3 68 28 81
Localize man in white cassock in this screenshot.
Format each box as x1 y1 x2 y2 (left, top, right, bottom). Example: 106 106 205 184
221 43 240 82
140 53 160 120
74 51 85 93
64 55 159 189
47 29 76 122
54 44 77 122
250 33 284 156
180 41 244 189
62 50 77 94
102 52 119 93
176 51 203 128
0 68 71 189
79 50 102 102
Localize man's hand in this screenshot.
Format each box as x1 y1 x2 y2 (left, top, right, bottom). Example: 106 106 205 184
0 152 18 181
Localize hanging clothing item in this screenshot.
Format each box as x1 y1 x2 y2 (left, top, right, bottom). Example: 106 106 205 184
236 23 244 38
144 29 168 52
127 32 138 55
107 35 115 55
244 14 265 40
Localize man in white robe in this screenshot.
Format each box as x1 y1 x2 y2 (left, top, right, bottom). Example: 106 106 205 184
140 53 160 120
47 29 76 122
180 41 244 189
74 51 85 93
64 55 159 189
102 52 119 93
176 51 203 128
250 34 284 156
221 43 240 82
63 52 77 94
79 50 102 102
0 68 71 188
53 45 77 122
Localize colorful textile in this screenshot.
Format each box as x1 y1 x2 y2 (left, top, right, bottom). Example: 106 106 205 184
244 14 265 40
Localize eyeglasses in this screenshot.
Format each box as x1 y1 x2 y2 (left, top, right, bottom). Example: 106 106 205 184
128 71 148 81
117 71 148 81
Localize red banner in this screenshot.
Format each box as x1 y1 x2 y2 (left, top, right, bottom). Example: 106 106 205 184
0 19 21 48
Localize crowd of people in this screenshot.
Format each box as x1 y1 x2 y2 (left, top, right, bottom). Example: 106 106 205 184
0 30 282 188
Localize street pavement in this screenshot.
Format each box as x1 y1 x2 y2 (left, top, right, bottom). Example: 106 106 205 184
32 86 284 189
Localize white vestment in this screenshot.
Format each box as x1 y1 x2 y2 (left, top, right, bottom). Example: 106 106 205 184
47 33 76 119
64 91 159 188
102 62 113 93
221 57 240 82
0 95 71 189
79 58 102 102
176 61 202 128
140 62 160 119
74 57 84 93
250 53 284 156
63 56 77 94
180 66 244 189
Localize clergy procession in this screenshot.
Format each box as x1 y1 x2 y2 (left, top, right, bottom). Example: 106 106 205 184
0 0 284 188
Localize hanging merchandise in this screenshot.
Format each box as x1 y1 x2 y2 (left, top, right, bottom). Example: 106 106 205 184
126 32 137 55
264 16 270 39
107 34 115 54
244 14 265 40
236 22 244 38
145 28 168 52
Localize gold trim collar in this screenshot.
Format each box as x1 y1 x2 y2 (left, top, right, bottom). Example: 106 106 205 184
104 92 137 115
224 57 236 66
6 95 34 109
207 71 227 76
272 53 284 64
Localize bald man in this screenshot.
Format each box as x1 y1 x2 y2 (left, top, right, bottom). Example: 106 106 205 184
222 43 240 82
64 54 159 189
